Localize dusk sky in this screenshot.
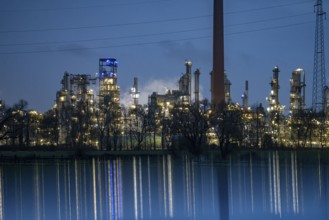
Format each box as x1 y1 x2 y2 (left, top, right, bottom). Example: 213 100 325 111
0 0 324 113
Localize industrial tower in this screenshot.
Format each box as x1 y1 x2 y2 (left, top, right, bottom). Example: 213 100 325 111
312 0 326 112
290 68 306 113
98 58 120 107
212 0 225 107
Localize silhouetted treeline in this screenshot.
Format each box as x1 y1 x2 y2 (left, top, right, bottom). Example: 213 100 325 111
1 99 329 158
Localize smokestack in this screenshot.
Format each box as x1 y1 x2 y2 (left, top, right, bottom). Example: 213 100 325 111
185 60 192 75
194 69 200 106
242 80 249 108
212 0 225 107
185 60 192 103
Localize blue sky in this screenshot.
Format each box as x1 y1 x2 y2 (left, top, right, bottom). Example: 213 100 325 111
0 0 324 112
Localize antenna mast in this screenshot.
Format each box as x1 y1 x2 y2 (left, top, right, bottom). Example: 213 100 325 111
312 0 326 112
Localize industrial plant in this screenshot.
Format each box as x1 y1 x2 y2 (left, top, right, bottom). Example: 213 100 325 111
1 0 329 151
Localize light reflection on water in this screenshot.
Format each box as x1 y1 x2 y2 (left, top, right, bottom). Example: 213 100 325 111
1 151 329 220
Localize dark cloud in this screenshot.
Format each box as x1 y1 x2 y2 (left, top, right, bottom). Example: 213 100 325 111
158 40 212 65
56 44 94 56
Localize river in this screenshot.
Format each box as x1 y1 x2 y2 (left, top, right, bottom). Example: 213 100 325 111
0 150 328 220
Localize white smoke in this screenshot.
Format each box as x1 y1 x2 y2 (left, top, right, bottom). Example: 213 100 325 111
120 78 178 107
120 76 205 108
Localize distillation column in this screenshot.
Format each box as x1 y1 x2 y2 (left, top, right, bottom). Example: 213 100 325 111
242 80 249 109
194 69 200 106
130 77 140 106
290 68 306 113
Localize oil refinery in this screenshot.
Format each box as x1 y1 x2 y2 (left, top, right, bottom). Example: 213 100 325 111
1 0 329 150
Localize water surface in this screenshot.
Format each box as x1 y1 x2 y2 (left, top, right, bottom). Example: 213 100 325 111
1 150 328 220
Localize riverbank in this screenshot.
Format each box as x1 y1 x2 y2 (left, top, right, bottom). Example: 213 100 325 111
0 145 329 160
0 146 173 159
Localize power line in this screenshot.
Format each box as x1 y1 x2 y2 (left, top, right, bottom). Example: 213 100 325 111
0 36 209 55
0 27 211 47
0 15 211 34
0 20 314 55
226 20 314 36
0 0 173 13
0 12 312 47
0 1 313 34
0 0 312 14
227 12 312 27
225 0 313 15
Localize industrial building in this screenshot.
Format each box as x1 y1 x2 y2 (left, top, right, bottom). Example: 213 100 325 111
98 58 120 108
290 68 306 114
241 81 249 109
130 77 140 107
148 60 203 117
55 72 96 146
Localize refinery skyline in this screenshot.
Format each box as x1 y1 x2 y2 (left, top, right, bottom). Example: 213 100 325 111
0 0 326 112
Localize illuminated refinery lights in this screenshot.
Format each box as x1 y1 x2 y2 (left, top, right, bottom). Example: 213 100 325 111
267 66 283 112
130 77 140 107
98 58 120 107
290 68 306 113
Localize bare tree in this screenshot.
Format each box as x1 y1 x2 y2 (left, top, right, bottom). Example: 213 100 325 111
127 105 149 150
96 95 121 150
0 99 28 146
290 109 318 148
40 109 59 145
171 102 209 155
209 104 243 158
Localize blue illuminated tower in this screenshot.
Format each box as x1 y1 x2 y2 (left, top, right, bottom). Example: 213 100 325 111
98 58 120 107
312 0 326 112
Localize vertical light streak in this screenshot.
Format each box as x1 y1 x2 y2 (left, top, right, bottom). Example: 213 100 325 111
268 153 273 213
115 159 122 220
64 161 68 220
191 160 196 218
291 152 296 213
294 152 299 213
318 153 322 197
167 155 173 218
162 155 167 217
275 151 281 217
108 161 112 220
113 160 118 220
41 163 45 220
211 159 216 216
92 158 98 220
285 158 290 213
34 162 40 220
56 161 61 220
0 167 3 220
249 153 254 213
68 161 72 220
147 156 152 218
83 162 88 219
299 162 304 214
273 152 277 214
295 152 299 214
97 160 103 220
261 159 266 212
75 160 80 220
15 164 23 220
229 155 234 215
237 157 242 212
139 157 143 219
133 156 138 220
185 155 190 217
118 158 123 219
291 151 299 214
19 165 23 220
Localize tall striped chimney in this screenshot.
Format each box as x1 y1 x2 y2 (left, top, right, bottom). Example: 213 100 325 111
211 0 225 107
